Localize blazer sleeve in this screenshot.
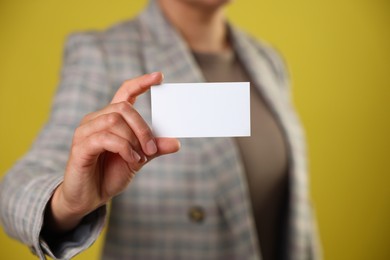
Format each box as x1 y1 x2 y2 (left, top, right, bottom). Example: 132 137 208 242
0 32 113 259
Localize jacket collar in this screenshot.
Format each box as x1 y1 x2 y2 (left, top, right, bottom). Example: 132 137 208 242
138 0 204 83
137 1 286 105
136 0 298 174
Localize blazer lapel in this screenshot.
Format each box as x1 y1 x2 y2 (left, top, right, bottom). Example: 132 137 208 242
230 27 309 260
137 0 204 84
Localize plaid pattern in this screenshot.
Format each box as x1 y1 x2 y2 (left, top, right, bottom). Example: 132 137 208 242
0 1 321 259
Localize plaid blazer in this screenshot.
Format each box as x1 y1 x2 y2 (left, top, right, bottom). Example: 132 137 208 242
0 1 321 259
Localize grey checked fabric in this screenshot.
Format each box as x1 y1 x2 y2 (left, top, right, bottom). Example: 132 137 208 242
0 1 321 259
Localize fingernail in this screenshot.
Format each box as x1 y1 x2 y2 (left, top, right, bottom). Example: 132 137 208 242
150 72 163 83
150 72 160 78
142 156 148 163
132 150 141 162
146 139 157 155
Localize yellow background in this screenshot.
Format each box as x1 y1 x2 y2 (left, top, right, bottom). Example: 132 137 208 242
1 0 389 259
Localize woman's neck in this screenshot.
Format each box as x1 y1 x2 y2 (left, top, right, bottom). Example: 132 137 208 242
157 0 230 53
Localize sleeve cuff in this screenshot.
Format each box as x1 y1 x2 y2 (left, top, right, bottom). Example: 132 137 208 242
39 205 107 260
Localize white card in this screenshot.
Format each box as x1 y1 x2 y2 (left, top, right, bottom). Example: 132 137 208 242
151 82 250 138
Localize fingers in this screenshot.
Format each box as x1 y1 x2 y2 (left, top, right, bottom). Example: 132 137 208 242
74 112 145 160
144 138 181 162
155 138 181 156
111 72 163 104
72 72 180 175
72 131 141 167
80 101 157 156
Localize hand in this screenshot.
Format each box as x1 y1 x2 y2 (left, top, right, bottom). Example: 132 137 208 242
46 72 180 233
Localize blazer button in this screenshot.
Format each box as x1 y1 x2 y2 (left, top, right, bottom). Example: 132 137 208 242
188 206 205 223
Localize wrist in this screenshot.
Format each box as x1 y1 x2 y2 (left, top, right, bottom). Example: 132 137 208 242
45 184 85 233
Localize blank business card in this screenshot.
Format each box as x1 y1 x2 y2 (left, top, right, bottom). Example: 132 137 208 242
151 82 250 138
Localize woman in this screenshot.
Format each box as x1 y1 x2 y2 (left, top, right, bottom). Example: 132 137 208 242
0 0 320 259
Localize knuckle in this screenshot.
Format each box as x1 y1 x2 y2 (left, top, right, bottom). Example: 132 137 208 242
73 125 82 136
82 113 92 123
123 79 132 86
116 101 131 113
117 139 127 149
72 128 82 142
70 141 83 156
95 132 109 145
138 126 152 139
105 113 121 125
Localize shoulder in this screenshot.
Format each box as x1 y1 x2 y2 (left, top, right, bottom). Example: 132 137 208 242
64 18 141 51
61 18 143 74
